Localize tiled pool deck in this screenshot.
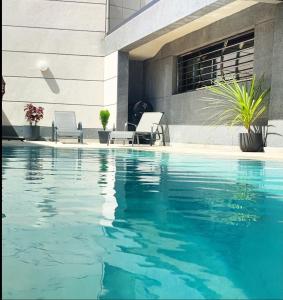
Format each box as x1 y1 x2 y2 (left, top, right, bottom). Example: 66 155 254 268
3 140 283 161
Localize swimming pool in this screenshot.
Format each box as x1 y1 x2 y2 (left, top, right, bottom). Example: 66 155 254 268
2 146 283 299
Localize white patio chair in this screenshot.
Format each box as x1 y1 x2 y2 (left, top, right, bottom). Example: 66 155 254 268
52 111 83 143
108 112 165 146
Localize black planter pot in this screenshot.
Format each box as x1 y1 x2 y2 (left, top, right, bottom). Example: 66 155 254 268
98 130 110 144
239 133 264 152
24 125 40 141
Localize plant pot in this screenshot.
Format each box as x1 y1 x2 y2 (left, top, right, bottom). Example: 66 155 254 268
24 125 40 141
98 130 110 144
239 133 264 152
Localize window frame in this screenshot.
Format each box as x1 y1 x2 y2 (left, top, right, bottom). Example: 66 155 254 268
176 30 255 94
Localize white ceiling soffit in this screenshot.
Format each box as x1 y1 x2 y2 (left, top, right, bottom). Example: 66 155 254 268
129 0 258 60
254 0 282 3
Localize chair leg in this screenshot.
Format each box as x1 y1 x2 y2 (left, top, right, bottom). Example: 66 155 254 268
160 125 165 146
150 126 153 146
150 133 153 146
52 122 55 142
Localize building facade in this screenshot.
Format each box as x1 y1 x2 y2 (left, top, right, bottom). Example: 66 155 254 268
2 0 283 146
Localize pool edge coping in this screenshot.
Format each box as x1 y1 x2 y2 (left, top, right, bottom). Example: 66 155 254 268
2 140 283 161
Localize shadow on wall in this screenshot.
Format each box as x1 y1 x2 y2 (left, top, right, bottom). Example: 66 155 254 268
2 76 19 138
1 71 59 139
2 110 20 138
42 68 60 94
265 124 283 145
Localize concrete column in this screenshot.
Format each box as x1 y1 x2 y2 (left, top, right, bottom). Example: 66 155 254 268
253 19 274 88
267 4 283 147
117 52 129 130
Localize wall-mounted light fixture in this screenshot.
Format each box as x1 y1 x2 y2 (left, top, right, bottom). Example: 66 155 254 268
37 61 48 72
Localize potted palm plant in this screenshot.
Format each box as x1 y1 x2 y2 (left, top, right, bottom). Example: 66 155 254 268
204 76 270 152
98 109 110 143
24 103 44 140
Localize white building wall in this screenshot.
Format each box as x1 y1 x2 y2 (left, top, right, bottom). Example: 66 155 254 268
107 0 153 33
2 0 107 130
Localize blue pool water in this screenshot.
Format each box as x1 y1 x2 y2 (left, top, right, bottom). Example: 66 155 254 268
2 146 283 299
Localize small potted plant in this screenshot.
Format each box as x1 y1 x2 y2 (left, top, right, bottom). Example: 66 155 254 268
98 109 110 143
24 103 44 140
203 75 270 152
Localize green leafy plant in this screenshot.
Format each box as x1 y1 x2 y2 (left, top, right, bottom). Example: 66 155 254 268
99 109 110 131
203 76 270 134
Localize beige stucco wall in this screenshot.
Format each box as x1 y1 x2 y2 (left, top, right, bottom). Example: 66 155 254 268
2 0 107 129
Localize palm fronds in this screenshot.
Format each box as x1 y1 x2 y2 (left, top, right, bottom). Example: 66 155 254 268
203 76 270 133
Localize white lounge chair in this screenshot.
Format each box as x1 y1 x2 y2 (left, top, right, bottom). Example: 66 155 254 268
52 111 83 143
108 112 165 146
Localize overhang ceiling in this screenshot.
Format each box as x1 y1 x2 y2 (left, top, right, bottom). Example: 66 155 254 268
128 0 266 60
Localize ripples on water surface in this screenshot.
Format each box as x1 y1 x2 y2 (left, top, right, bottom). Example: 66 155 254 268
2 146 283 299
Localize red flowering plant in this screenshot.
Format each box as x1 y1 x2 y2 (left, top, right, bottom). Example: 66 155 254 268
24 103 44 126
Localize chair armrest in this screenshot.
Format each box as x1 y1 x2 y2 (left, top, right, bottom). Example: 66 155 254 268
125 122 137 131
151 123 162 131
